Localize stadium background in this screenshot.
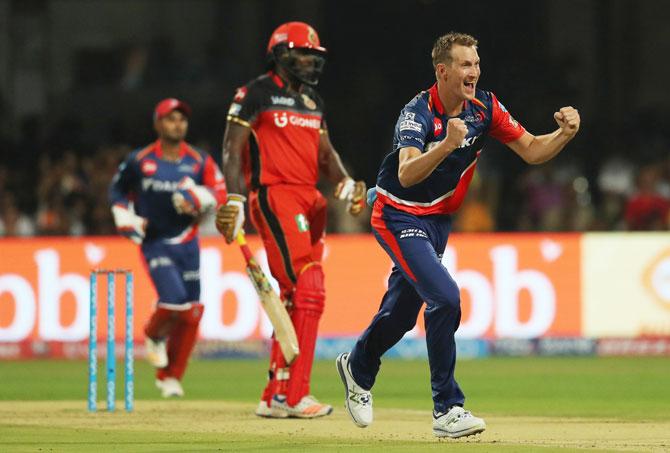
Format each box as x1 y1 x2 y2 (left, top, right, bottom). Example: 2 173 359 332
1 0 669 236
1 2 670 451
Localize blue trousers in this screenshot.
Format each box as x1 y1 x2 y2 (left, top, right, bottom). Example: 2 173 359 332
141 238 200 305
349 204 465 413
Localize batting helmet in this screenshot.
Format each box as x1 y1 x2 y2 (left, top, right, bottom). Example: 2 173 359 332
267 22 327 86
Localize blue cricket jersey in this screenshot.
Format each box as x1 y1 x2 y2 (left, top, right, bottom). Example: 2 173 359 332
109 140 227 243
375 84 525 216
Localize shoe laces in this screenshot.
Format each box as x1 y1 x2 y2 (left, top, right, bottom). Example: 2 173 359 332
435 406 472 423
349 389 372 406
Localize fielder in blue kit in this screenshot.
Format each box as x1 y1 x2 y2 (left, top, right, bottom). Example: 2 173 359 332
337 32 580 437
109 98 227 398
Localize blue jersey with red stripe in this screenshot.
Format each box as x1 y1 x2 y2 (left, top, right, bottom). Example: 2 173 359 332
109 140 227 242
375 84 525 216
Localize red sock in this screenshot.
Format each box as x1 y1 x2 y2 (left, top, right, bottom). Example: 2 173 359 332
144 306 179 339
160 304 204 381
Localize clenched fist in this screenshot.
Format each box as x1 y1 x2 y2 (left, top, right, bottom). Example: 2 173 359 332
554 106 580 137
444 118 468 150
216 194 246 243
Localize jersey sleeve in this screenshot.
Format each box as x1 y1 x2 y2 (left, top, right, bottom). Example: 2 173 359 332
201 155 228 205
226 84 262 127
488 93 526 144
108 153 139 208
395 104 431 152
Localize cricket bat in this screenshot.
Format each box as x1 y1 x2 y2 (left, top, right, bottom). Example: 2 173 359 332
236 231 300 365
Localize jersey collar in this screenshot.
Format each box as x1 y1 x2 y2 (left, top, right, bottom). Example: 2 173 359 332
429 83 476 117
428 83 445 116
154 140 189 161
269 70 286 89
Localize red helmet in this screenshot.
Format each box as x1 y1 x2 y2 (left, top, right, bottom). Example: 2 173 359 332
267 22 327 86
267 21 327 54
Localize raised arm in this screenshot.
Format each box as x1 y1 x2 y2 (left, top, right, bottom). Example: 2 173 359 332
505 107 580 165
397 118 467 188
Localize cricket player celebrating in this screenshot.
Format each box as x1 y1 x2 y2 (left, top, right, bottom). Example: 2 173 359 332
109 98 227 397
216 22 366 418
337 32 580 437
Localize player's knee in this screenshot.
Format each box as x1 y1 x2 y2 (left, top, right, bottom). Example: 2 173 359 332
292 263 325 314
425 281 460 312
178 303 204 325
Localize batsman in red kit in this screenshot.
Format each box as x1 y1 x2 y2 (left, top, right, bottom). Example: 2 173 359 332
216 21 366 418
110 99 227 398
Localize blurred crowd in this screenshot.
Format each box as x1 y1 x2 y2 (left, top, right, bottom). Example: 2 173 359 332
1 136 669 237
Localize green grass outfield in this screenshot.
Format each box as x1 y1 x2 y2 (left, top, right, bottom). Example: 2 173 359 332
0 357 668 452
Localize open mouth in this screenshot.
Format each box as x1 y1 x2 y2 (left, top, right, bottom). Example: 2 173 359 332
464 81 476 91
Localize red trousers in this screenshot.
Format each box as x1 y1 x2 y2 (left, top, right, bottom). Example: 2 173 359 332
249 185 326 296
249 184 327 405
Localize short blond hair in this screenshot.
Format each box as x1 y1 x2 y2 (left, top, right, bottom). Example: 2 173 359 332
431 32 478 68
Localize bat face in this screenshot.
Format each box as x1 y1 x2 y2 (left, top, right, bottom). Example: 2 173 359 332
246 259 273 293
243 255 299 365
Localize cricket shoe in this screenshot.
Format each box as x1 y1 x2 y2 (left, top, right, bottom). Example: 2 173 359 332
271 395 333 419
155 377 184 398
433 406 486 438
145 337 168 368
336 352 373 428
254 400 288 418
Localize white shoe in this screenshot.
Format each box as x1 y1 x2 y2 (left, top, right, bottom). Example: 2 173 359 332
255 400 288 418
336 352 373 428
433 406 486 438
271 395 333 419
145 337 168 368
155 377 184 398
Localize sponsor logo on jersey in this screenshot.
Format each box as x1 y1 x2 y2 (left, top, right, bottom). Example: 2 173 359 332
433 118 443 135
399 119 422 132
460 133 481 148
228 103 242 116
178 163 199 174
271 96 296 106
404 112 416 121
234 87 247 101
141 160 157 176
273 111 321 129
301 93 317 110
401 135 425 145
142 178 180 192
464 113 484 123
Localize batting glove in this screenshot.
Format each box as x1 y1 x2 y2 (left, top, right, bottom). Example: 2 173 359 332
216 193 246 244
111 204 147 244
335 177 367 216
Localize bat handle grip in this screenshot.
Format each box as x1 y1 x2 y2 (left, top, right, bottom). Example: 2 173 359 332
237 231 254 262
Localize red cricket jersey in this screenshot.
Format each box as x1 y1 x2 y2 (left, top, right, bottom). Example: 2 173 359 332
226 72 325 189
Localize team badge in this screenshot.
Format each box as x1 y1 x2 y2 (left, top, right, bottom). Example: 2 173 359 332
301 93 317 110
307 27 318 46
141 159 157 176
433 118 443 135
295 213 310 232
